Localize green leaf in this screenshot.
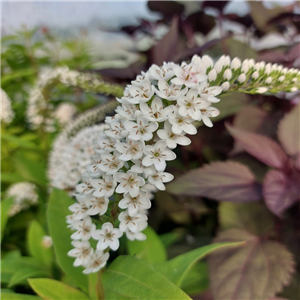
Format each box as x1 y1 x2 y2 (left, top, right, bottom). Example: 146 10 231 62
47 189 88 292
180 262 209 295
27 220 53 267
155 242 243 287
160 231 183 248
1 197 14 241
8 267 48 287
1 133 39 150
1 68 36 86
1 256 46 284
28 278 90 300
1 293 42 300
13 154 47 186
102 255 191 300
208 229 295 300
219 202 274 236
127 227 167 264
1 173 25 183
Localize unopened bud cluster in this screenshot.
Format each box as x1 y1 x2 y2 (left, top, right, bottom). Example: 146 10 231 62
67 55 299 274
26 67 123 132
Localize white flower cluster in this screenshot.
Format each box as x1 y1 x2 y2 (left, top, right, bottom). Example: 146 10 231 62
67 55 226 274
53 102 77 127
1 88 15 124
6 182 38 217
26 66 119 132
67 55 300 274
48 124 107 192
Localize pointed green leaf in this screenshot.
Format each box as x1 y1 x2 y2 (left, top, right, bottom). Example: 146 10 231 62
47 189 88 292
1 197 14 241
155 242 244 287
8 267 48 287
27 220 53 267
28 278 90 300
127 227 167 264
102 255 191 300
1 293 42 300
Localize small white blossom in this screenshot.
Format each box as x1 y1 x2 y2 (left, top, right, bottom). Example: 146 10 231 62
68 240 93 266
148 63 174 81
147 171 174 191
116 139 145 161
85 195 109 216
169 109 197 135
119 190 151 216
231 57 241 70
208 69 217 82
91 175 117 198
223 69 232 80
221 82 230 92
140 97 174 122
142 140 176 171
157 121 191 149
126 79 155 104
124 116 158 141
98 152 124 174
92 222 123 251
71 217 96 240
42 236 53 249
1 89 15 124
238 73 246 83
155 80 188 101
201 107 220 127
83 250 109 274
118 211 148 232
114 171 145 197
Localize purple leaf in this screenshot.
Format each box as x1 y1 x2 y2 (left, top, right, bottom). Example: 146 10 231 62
167 161 261 202
147 1 184 18
208 229 295 300
226 124 288 169
149 17 179 66
277 104 300 158
263 169 300 217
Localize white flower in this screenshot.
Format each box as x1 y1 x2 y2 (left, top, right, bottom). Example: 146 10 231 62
125 229 147 241
85 195 109 216
168 108 197 135
92 222 123 251
155 80 188 101
71 216 96 240
148 63 174 81
223 69 232 80
1 89 14 124
114 171 145 197
140 97 174 122
201 107 220 127
147 171 174 191
105 120 128 140
97 152 124 174
198 82 222 103
118 211 148 232
91 175 117 198
115 103 138 121
157 121 191 149
221 82 230 92
95 132 117 154
257 87 268 94
171 63 206 88
82 250 109 274
6 182 38 216
201 55 214 69
54 102 77 126
177 88 210 120
68 240 93 267
126 79 155 104
124 115 158 141
231 57 241 70
116 138 145 161
119 191 151 216
142 140 176 171
69 201 90 221
130 158 156 175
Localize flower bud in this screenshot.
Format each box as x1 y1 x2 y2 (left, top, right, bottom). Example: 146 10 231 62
202 55 214 69
238 73 246 83
224 55 231 66
248 59 255 67
257 87 268 94
278 75 285 82
231 57 241 70
291 87 298 92
252 71 259 79
208 69 217 82
214 56 225 73
265 77 272 84
241 64 249 73
271 63 278 71
221 81 230 92
223 69 232 80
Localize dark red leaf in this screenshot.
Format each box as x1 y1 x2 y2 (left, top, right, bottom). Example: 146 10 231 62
263 169 300 216
147 1 184 18
149 17 179 66
167 161 261 202
201 1 229 12
183 11 216 36
208 229 295 300
226 124 288 169
277 104 300 158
